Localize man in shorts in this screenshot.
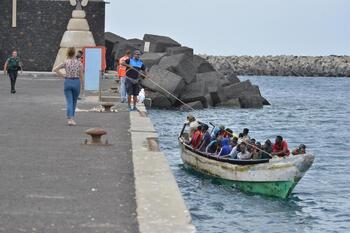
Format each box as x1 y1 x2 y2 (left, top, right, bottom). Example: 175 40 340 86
123 50 146 111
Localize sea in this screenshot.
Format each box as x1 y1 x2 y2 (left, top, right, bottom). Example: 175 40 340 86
148 76 350 233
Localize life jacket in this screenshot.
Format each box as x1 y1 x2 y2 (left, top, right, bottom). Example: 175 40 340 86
118 55 129 77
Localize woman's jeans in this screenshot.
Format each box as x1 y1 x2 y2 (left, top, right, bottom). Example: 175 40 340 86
64 78 80 118
120 76 127 102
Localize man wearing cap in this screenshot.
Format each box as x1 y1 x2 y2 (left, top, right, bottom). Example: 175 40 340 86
123 50 146 111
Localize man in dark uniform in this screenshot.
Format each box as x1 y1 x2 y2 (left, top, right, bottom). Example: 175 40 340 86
123 50 146 111
3 50 23 94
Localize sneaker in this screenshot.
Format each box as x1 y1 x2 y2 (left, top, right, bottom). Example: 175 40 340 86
128 106 132 112
11 90 16 94
132 106 138 111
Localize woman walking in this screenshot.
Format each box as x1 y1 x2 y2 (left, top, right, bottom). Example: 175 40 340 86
54 47 83 126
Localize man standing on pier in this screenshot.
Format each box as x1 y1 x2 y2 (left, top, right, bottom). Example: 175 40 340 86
3 50 23 94
123 50 146 111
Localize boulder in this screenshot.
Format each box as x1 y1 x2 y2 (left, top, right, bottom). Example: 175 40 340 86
180 81 208 107
104 32 127 58
216 98 240 108
193 55 216 73
141 65 185 102
143 34 181 53
239 96 264 109
127 38 144 50
179 101 203 111
141 52 167 68
159 54 196 84
112 39 145 60
146 91 172 108
166 46 194 57
217 80 264 108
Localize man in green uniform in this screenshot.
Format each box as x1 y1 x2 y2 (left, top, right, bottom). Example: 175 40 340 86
3 50 23 94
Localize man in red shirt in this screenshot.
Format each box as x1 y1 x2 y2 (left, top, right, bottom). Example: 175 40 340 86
118 50 131 103
272 135 290 157
191 125 204 149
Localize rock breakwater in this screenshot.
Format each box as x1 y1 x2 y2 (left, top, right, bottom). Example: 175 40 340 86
105 32 270 109
204 55 350 77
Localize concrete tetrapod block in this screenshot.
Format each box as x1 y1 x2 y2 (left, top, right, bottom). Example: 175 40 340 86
141 52 167 68
166 46 194 57
218 80 264 108
105 32 127 58
145 91 173 108
67 18 90 31
141 65 185 101
179 101 204 111
113 41 144 61
180 80 208 107
193 55 216 73
60 31 96 48
143 34 181 53
159 54 196 84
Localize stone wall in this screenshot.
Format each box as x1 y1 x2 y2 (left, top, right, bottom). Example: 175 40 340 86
205 55 350 77
0 0 105 71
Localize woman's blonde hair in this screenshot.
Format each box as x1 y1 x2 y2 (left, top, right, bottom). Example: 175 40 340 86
67 47 76 58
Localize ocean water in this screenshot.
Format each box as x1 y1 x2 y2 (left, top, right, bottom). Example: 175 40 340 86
148 76 350 233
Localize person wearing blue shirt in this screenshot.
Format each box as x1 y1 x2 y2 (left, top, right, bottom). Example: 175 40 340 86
123 50 146 111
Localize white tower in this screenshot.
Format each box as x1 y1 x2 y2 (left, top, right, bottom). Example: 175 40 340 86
53 0 95 70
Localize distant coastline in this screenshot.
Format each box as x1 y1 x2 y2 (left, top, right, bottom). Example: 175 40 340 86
204 55 350 77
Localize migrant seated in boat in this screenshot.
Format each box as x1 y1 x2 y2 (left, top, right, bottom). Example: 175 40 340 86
206 136 222 154
292 144 306 155
187 114 199 140
190 125 203 149
237 142 252 160
218 138 232 156
198 124 211 152
271 135 290 157
211 125 225 139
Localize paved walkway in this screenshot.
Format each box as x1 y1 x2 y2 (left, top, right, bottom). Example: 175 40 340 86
0 75 139 233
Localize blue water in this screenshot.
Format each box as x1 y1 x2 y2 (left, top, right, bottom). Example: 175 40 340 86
148 76 350 233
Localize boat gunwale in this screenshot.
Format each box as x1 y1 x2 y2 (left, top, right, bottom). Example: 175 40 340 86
179 137 270 166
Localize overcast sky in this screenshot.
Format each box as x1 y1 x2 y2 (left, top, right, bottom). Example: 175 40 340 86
105 0 349 56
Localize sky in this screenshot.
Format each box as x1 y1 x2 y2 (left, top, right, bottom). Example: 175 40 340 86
105 0 350 56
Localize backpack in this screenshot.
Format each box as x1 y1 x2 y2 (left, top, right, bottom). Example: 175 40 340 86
7 57 21 71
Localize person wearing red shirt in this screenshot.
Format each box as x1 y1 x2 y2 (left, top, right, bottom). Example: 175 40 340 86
191 125 204 149
272 135 290 157
118 50 131 103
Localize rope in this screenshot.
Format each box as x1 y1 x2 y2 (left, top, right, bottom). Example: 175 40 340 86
124 63 273 158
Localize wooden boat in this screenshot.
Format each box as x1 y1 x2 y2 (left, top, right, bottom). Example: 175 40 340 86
178 125 315 198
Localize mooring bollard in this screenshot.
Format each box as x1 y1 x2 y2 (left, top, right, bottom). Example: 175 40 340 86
101 102 114 112
85 128 107 144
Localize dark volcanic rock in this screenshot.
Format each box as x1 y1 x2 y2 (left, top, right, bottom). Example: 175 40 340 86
180 101 204 111
146 91 172 108
104 32 269 109
143 34 181 53
166 46 194 57
141 52 167 68
193 55 216 73
141 65 185 101
218 80 264 108
180 81 208 107
159 54 196 84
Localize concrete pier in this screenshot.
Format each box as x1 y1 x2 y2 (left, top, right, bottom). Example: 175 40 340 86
0 74 195 232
